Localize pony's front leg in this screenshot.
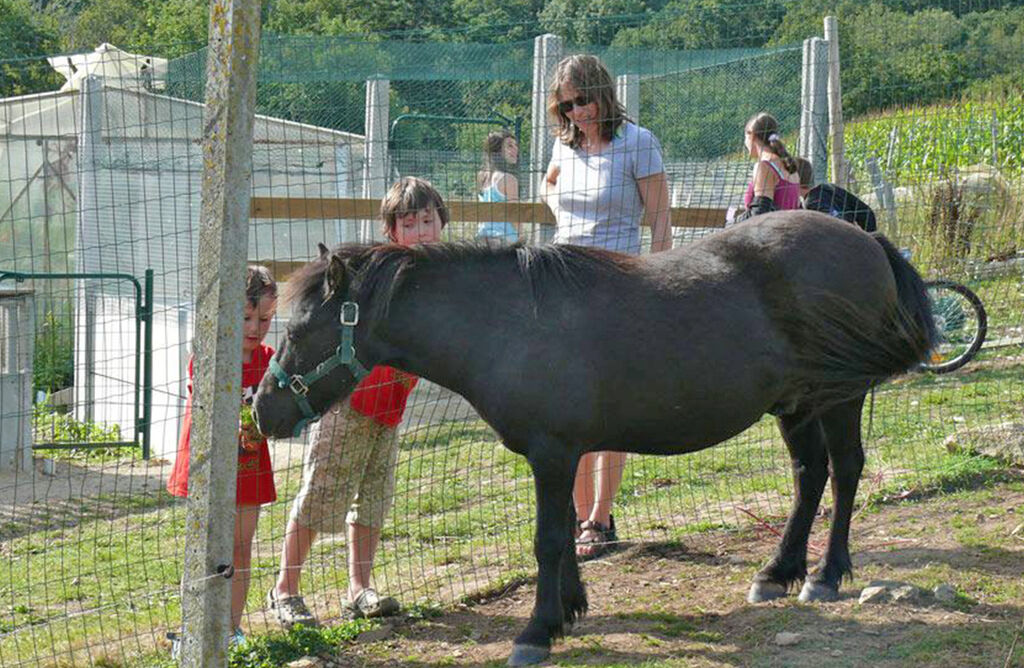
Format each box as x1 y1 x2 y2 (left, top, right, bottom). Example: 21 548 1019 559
509 446 577 667
560 497 587 630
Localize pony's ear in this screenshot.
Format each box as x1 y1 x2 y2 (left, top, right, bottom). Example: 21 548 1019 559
323 254 347 301
317 242 330 259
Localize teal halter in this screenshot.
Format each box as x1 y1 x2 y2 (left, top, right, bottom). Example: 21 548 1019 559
267 301 371 437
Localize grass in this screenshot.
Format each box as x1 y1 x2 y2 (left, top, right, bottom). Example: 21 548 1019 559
4 348 1021 667
6 350 1020 666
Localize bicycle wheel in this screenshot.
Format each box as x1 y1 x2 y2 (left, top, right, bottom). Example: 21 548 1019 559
920 280 987 374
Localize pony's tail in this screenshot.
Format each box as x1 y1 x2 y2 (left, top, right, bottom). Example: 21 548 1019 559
871 232 938 366
789 234 937 409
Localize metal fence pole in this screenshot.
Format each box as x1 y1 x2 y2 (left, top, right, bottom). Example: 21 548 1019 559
180 1 262 666
140 268 153 460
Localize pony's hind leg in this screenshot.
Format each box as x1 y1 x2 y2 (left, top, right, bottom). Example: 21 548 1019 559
799 395 867 602
749 409 829 603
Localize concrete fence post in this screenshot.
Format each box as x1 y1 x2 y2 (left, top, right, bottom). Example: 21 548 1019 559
181 1 262 666
800 37 830 186
617 73 640 125
361 77 390 242
529 34 563 210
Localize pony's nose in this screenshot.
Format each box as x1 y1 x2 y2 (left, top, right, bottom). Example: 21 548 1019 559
252 393 277 437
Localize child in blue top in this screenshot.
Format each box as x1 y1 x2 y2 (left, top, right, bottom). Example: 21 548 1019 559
476 130 520 243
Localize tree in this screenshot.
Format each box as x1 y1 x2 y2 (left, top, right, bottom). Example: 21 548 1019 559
146 0 209 56
611 0 787 49
539 0 648 46
0 0 61 96
450 0 545 42
64 0 150 51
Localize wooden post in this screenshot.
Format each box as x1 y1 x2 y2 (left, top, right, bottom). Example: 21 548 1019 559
824 16 847 186
865 156 896 235
180 1 261 666
990 109 999 167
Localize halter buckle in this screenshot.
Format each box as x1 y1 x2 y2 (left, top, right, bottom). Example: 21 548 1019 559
340 301 360 326
288 375 310 396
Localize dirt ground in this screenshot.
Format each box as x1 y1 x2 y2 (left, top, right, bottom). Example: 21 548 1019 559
320 474 1024 668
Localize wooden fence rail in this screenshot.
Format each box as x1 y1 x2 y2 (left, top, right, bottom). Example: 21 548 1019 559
250 197 728 229
251 197 728 280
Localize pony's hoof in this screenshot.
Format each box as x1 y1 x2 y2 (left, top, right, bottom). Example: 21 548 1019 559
747 581 788 603
508 643 550 666
798 581 839 602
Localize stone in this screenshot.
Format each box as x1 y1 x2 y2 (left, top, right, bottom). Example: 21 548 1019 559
286 658 325 668
774 632 802 646
891 585 928 605
943 422 1024 467
859 586 890 604
934 583 958 604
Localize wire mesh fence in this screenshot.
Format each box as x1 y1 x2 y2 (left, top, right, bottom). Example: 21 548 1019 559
0 4 1022 666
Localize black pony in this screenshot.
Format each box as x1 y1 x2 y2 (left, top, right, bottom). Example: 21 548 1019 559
254 211 936 666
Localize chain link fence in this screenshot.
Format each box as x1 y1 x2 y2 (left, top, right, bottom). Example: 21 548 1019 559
0 5 1022 666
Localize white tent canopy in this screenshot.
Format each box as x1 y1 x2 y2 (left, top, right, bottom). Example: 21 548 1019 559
48 43 169 92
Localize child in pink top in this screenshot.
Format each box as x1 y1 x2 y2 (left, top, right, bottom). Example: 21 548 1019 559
733 112 801 223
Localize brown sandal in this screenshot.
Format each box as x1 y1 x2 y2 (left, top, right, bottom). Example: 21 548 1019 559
575 516 617 561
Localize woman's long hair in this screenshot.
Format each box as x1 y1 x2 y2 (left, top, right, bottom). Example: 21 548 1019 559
547 54 629 149
477 129 516 191
747 112 797 175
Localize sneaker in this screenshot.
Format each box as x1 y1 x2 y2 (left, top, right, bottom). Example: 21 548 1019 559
167 631 181 660
343 588 400 619
267 588 318 628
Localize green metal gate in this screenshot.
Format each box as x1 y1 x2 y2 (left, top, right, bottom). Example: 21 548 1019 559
0 270 154 459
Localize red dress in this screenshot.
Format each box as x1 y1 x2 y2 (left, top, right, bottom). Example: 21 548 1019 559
166 345 277 506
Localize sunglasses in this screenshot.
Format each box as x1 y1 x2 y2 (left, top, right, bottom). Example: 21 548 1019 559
557 95 593 115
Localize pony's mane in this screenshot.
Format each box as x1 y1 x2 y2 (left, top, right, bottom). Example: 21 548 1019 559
281 244 379 307
284 241 637 313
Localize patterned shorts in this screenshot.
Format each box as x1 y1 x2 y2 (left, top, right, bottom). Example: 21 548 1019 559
289 401 399 532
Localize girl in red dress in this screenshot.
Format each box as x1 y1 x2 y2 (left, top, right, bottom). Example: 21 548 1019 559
167 265 278 642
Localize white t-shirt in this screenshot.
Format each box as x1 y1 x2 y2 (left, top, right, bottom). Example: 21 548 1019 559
548 122 665 255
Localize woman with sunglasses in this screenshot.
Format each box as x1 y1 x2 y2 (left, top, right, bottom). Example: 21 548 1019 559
542 54 671 560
